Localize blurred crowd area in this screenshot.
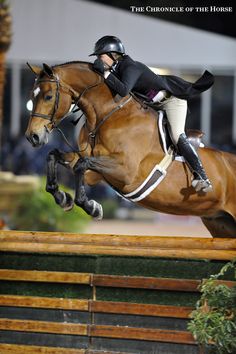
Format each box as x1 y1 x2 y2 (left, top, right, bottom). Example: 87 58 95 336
1 134 67 178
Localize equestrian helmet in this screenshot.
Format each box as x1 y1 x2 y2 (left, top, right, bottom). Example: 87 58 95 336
89 36 125 56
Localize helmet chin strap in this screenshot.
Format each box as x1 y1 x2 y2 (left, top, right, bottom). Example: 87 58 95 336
106 52 123 71
107 52 116 62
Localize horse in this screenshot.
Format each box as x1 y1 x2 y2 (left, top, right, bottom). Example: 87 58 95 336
25 61 236 238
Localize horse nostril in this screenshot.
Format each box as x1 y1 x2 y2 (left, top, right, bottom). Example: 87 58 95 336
32 133 40 144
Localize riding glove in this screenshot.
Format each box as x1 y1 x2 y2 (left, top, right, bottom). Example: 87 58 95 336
93 58 105 74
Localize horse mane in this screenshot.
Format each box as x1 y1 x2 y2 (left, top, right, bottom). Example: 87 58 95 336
52 60 93 69
51 60 152 114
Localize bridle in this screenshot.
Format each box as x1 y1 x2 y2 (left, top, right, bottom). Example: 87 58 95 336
31 78 60 124
30 74 103 127
30 72 132 152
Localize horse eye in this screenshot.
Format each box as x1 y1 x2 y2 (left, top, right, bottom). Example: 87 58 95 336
45 94 53 101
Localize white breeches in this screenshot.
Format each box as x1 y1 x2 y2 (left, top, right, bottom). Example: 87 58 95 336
158 96 188 144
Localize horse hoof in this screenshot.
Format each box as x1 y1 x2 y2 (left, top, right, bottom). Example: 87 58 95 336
63 192 74 211
60 192 74 211
89 200 103 220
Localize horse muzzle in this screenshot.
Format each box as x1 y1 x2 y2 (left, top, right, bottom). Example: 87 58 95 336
25 129 49 147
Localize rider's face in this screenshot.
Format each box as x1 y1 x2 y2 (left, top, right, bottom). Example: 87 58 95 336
98 54 114 68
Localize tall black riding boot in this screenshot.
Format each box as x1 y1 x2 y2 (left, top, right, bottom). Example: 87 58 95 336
177 133 212 193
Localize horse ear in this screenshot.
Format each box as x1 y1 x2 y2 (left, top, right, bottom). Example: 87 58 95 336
43 63 54 77
26 62 42 76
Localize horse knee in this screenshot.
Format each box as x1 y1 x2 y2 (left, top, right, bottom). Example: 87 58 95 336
73 157 89 174
46 149 60 162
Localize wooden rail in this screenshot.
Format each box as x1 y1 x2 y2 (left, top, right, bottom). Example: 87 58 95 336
0 295 193 318
0 345 128 354
0 230 235 353
0 345 86 354
0 269 234 291
0 230 236 260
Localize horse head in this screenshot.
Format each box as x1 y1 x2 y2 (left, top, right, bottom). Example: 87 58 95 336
25 63 74 147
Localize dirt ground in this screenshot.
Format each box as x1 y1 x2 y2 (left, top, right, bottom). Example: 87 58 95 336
85 213 212 238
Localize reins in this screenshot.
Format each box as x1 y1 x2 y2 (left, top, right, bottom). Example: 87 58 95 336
31 70 132 155
87 95 132 140
55 94 132 155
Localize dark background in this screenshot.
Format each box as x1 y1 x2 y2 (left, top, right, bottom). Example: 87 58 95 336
85 0 235 38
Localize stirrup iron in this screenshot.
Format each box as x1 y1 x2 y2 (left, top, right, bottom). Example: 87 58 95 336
192 178 213 193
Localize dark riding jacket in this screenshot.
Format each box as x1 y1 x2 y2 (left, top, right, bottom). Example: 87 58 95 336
102 55 214 100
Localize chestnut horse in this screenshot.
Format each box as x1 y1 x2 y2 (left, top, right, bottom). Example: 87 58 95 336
25 62 236 237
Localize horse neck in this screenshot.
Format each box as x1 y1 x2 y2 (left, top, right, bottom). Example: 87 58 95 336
55 64 163 157
55 64 112 128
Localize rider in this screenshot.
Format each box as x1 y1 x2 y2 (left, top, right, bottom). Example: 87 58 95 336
90 35 214 193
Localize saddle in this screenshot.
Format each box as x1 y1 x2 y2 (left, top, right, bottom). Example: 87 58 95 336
129 92 205 154
157 110 204 156
122 109 206 202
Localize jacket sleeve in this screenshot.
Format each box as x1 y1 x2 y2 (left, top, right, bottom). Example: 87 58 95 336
105 62 142 97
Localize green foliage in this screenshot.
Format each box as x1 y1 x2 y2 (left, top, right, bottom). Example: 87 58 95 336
0 1 8 6
11 177 91 232
188 260 236 354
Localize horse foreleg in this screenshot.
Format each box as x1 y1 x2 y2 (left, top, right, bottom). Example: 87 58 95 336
73 157 103 220
46 149 76 211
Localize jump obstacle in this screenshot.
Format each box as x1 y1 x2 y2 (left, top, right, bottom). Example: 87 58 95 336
0 230 235 354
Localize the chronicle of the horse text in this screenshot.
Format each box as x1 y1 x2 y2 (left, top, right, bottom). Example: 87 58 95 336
130 6 233 13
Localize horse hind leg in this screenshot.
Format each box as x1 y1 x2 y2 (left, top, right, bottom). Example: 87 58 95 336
201 212 236 238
